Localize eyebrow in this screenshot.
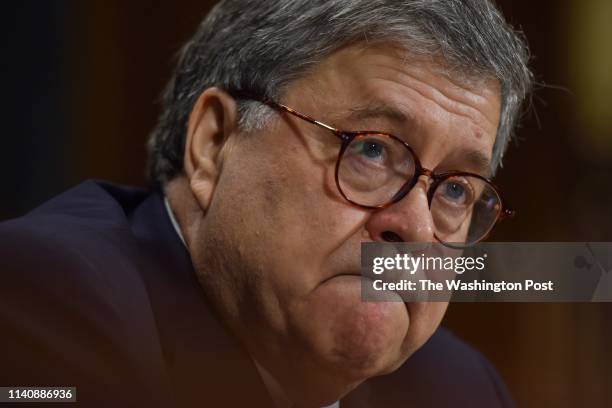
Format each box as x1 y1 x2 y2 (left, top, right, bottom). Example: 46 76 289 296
342 101 493 178
344 102 415 128
461 149 493 179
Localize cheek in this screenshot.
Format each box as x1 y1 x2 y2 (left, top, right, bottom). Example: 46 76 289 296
235 138 361 263
204 134 368 299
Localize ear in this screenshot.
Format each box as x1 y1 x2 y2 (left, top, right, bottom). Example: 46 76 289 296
184 87 239 212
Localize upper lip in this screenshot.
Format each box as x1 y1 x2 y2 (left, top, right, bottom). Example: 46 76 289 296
319 271 413 309
321 271 363 284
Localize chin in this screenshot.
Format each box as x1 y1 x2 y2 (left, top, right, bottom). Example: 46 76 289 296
294 276 413 382
329 301 412 378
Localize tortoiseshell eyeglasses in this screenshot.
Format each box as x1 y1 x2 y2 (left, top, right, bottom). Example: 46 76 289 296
231 91 514 248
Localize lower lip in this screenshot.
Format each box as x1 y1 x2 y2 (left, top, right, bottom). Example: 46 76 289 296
333 275 429 318
325 274 409 306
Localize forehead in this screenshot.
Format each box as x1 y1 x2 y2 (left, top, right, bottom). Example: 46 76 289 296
284 43 502 175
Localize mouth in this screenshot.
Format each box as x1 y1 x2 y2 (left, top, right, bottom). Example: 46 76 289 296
320 272 416 308
320 272 363 284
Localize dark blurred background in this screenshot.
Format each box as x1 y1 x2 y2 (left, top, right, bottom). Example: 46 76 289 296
1 1 611 406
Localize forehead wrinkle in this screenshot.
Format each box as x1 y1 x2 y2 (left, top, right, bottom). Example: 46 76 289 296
383 50 498 107
342 100 418 132
368 63 500 134
370 75 498 154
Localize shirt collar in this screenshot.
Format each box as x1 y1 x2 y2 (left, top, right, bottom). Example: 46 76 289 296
164 196 187 247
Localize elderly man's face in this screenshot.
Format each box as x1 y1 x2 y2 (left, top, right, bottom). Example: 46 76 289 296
187 44 501 399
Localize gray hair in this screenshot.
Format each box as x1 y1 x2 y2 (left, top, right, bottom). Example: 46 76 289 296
147 0 533 186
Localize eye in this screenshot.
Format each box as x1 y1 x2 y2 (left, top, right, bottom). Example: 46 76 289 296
354 139 387 161
446 182 465 200
439 178 474 206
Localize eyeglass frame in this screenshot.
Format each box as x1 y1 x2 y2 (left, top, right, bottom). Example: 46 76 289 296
229 90 515 246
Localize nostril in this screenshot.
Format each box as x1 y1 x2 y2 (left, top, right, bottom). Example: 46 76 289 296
381 231 403 242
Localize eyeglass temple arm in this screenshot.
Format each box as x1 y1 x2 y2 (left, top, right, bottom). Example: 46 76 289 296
230 91 344 137
272 102 341 134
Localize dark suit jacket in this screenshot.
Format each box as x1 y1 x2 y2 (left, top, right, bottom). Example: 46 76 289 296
0 181 513 407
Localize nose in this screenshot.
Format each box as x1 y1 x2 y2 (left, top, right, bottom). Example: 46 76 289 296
364 177 435 243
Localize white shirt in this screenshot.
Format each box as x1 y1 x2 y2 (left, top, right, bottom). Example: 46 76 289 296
164 197 186 247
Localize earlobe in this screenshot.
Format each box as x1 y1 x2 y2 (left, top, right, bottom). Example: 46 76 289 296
184 87 239 211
